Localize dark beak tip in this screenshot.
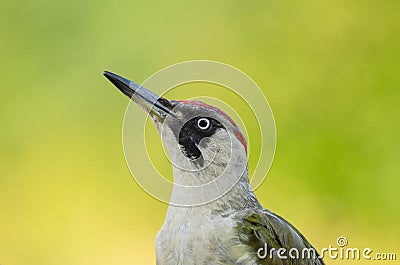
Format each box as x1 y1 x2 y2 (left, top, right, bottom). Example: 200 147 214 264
102 70 135 98
103 70 115 81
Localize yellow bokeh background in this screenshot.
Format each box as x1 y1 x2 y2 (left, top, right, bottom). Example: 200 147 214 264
0 1 399 264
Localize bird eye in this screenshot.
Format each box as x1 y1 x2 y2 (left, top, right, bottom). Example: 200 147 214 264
197 118 211 130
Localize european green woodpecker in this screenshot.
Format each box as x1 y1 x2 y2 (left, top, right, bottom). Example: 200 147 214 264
104 71 324 265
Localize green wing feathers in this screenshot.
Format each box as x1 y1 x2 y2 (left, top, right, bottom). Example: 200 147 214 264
235 210 325 265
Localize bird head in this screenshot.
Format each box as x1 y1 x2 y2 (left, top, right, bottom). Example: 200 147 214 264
104 71 248 197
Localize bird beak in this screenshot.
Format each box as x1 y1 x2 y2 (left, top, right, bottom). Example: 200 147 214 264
103 71 174 121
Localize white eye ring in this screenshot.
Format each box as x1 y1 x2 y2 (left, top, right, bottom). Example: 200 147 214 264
197 118 211 130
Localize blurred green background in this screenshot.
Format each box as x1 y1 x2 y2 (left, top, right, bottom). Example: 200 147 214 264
0 0 399 264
